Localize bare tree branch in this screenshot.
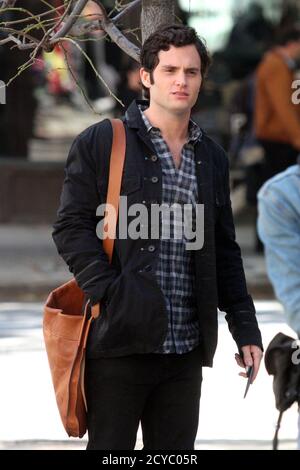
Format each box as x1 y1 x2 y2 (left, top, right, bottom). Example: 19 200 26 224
0 1 141 60
89 1 140 61
0 4 66 27
101 19 140 61
61 42 101 115
112 0 141 25
0 5 48 33
62 35 124 107
0 0 17 7
49 0 89 43
0 26 40 48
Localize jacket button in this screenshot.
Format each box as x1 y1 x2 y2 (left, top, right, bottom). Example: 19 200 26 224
151 155 158 162
151 176 159 183
148 245 155 252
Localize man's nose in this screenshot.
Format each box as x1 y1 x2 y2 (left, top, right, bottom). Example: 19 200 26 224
175 72 187 86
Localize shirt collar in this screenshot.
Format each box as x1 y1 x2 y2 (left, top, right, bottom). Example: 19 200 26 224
137 104 202 143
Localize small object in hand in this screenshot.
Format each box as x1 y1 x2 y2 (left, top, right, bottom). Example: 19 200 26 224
243 365 254 399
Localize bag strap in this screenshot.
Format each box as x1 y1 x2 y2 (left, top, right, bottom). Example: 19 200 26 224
273 411 283 450
91 118 126 319
102 119 126 261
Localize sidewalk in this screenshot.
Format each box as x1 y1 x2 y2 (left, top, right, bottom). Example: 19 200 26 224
0 301 298 450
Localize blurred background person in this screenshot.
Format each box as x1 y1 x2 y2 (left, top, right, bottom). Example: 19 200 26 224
222 2 274 81
114 59 142 116
255 26 300 182
257 157 300 449
228 71 265 252
0 0 54 158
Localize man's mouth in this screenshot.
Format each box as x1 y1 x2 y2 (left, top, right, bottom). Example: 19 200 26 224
172 92 189 97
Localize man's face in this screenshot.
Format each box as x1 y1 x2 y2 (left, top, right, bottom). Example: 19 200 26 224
140 45 202 114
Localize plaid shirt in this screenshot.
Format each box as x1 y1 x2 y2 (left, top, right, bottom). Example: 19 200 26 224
130 105 202 354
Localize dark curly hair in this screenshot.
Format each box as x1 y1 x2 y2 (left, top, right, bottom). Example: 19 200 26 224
140 23 211 100
276 26 300 46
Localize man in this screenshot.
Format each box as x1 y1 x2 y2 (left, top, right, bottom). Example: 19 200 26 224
255 27 300 181
257 158 300 448
52 24 263 450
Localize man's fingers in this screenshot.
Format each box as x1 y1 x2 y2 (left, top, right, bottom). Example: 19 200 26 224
238 371 248 379
235 353 245 368
251 352 263 383
236 346 263 383
241 347 253 367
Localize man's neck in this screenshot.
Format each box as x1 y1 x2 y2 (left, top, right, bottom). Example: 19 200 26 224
143 104 190 142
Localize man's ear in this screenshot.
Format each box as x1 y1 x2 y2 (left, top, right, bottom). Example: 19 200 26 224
140 67 151 90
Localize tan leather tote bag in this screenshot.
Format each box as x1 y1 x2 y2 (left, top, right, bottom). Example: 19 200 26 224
43 119 126 438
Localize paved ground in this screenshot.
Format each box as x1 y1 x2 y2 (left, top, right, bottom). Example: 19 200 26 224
0 300 298 451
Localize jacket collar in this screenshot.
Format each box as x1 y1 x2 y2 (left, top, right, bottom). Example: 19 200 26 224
125 99 150 130
125 99 202 143
124 99 157 154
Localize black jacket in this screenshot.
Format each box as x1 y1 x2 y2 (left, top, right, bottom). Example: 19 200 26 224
52 100 263 366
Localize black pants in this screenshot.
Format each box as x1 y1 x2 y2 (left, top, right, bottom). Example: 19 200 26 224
85 346 203 450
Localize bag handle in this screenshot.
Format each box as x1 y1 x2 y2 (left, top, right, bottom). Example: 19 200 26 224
91 118 126 319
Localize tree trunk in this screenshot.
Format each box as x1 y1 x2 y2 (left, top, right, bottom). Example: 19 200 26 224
141 0 175 43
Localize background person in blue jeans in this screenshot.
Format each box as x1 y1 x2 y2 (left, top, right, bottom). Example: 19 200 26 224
257 157 300 449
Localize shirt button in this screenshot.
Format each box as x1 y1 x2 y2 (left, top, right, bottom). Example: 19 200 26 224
151 155 158 162
148 245 155 252
151 176 159 183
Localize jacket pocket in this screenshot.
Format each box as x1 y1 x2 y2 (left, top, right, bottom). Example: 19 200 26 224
88 270 168 353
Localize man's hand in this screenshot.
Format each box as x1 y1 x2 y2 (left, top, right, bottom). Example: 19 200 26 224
235 345 263 383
